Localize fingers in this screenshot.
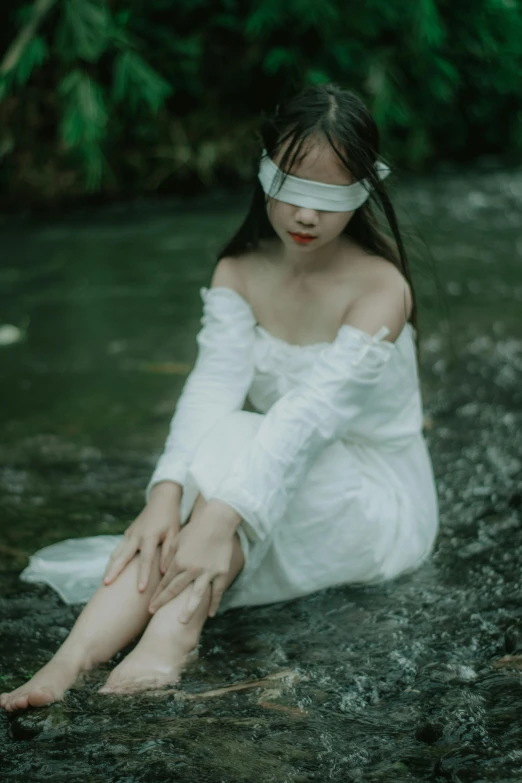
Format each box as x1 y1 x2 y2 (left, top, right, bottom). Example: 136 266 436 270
149 566 183 605
103 540 138 585
179 574 211 624
149 570 195 614
160 530 178 574
150 557 179 604
137 543 158 592
208 574 227 618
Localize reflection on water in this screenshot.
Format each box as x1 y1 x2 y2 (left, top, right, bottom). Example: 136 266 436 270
0 166 521 781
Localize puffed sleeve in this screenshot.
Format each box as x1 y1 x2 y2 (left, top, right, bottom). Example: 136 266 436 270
145 287 257 502
210 323 395 542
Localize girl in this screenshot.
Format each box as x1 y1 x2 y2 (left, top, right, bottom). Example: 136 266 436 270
1 83 439 711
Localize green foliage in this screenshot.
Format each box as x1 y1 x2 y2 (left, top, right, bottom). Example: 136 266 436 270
59 69 108 189
59 70 107 146
113 51 172 112
13 35 48 85
56 0 113 61
0 0 172 191
1 0 521 203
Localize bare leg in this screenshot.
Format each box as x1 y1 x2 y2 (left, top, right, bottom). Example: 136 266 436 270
99 494 245 694
0 546 165 712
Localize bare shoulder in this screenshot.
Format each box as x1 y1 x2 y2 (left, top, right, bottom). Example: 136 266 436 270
210 255 247 295
343 257 413 343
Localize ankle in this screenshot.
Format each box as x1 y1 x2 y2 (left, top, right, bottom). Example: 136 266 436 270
177 633 201 657
140 623 201 658
53 645 97 673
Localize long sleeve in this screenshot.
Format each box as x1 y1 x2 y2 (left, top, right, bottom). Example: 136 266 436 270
210 323 395 542
145 287 257 502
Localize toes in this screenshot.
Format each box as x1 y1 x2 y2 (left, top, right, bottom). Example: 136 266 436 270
108 682 146 695
98 675 121 694
98 684 127 695
12 694 29 711
98 678 135 695
98 675 118 693
0 688 26 711
0 688 57 711
98 679 156 695
0 692 15 710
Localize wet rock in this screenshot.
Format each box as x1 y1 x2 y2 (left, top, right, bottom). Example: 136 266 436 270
415 721 444 744
433 746 485 782
416 663 478 685
504 621 522 653
8 704 69 741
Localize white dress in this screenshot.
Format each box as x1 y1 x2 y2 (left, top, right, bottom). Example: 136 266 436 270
20 286 439 615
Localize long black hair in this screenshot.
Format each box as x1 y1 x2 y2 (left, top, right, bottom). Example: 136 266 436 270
216 82 421 355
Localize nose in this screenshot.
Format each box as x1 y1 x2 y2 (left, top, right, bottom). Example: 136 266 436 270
294 206 319 226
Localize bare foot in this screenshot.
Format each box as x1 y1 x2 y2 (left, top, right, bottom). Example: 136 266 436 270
0 656 83 712
98 645 199 695
98 567 211 696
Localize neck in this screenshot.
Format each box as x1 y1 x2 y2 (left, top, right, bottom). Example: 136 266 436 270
264 235 352 277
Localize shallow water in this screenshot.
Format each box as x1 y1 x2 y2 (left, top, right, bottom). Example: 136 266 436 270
1 167 521 781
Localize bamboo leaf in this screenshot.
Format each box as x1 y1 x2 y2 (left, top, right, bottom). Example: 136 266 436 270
59 70 107 146
58 70 109 189
14 36 48 85
414 0 445 47
1 0 58 79
112 50 172 112
305 68 332 86
262 48 297 75
55 0 111 62
245 1 285 38
367 60 411 130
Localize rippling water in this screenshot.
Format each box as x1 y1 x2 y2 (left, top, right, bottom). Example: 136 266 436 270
0 166 521 781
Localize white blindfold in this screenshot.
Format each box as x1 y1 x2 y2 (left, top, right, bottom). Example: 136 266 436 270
258 149 391 212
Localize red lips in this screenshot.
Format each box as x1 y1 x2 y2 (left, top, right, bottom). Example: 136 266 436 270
288 232 316 245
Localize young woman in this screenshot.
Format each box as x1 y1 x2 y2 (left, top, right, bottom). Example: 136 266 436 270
1 83 439 711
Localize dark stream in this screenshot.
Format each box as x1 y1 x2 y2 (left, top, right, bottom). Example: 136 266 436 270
1 167 521 781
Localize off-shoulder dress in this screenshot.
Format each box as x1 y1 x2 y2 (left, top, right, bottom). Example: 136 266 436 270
20 286 439 614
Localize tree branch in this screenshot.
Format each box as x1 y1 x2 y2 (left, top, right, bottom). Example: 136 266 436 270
0 0 59 77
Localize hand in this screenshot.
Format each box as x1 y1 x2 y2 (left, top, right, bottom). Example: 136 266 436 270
148 502 239 622
103 482 182 592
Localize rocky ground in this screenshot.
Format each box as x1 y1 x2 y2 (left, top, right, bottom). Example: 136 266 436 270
1 167 521 781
